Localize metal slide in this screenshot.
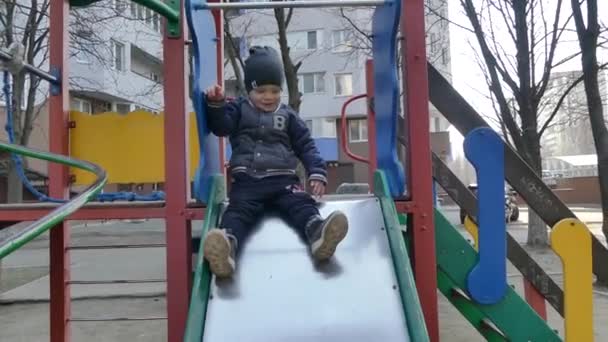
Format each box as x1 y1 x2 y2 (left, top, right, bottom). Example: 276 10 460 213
0 141 106 259
185 173 428 342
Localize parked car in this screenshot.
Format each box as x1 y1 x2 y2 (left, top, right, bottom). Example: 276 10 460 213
460 184 519 224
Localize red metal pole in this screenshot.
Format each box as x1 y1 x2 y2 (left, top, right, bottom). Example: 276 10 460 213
340 95 369 164
365 60 377 191
212 4 225 176
49 0 71 341
524 279 548 320
163 3 192 340
401 0 439 340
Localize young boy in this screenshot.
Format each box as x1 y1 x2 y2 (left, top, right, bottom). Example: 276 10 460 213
202 46 349 278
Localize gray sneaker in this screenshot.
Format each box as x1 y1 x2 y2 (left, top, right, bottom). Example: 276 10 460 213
307 211 348 261
203 228 237 278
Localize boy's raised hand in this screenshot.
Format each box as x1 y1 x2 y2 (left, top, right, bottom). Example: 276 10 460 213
205 84 225 102
309 180 325 198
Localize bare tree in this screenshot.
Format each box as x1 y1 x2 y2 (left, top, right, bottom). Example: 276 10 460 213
273 8 303 112
223 11 247 97
570 0 608 245
224 7 305 111
458 0 591 247
1 0 50 202
1 0 163 203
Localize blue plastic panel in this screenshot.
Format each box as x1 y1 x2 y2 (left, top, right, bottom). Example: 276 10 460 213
371 0 405 197
185 0 222 202
464 127 506 305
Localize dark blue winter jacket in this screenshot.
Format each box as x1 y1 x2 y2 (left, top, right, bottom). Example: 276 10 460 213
206 97 327 184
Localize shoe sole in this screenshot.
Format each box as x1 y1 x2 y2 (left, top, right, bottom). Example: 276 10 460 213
203 230 235 278
312 212 348 261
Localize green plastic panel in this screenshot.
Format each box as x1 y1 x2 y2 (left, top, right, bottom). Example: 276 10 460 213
434 209 561 341
374 171 430 342
184 175 225 341
437 269 507 341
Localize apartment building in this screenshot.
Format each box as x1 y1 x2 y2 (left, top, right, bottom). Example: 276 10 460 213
1 0 166 199
225 0 452 191
540 70 608 178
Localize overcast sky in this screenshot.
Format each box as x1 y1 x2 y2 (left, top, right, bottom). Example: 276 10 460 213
444 0 607 157
447 0 608 117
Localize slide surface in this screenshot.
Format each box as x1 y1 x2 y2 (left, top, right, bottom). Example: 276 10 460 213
185 174 428 341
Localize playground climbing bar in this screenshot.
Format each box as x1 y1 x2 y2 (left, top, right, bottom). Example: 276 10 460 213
194 0 386 10
0 142 107 259
0 49 60 85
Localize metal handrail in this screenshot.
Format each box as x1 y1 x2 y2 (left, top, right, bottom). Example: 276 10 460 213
0 140 107 259
340 94 370 164
195 0 387 10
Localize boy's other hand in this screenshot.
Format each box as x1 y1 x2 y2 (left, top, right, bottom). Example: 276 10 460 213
205 85 225 102
310 180 325 198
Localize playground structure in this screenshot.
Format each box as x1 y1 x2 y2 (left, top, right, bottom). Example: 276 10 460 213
0 0 600 341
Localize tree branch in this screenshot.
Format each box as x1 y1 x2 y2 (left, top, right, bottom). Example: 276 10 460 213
460 0 523 150
285 8 294 27
536 0 564 100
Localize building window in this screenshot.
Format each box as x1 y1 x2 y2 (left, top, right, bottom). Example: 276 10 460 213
324 118 337 138
115 103 131 114
94 100 113 114
307 31 317 49
305 119 313 133
430 33 438 53
70 97 92 114
434 117 441 132
153 13 160 32
287 30 321 51
137 3 144 19
334 73 353 96
113 0 127 13
145 7 152 24
298 72 325 94
332 30 353 53
149 71 161 82
128 3 161 33
112 40 125 71
441 47 448 65
349 119 367 142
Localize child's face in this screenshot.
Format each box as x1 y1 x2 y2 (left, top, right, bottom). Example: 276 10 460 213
249 85 281 112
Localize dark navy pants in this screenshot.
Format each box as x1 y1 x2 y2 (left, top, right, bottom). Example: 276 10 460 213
220 174 321 251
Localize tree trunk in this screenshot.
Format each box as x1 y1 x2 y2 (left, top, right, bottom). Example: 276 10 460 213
569 0 608 252
522 130 550 247
6 164 23 204
274 8 302 112
579 36 608 245
597 136 608 244
224 15 246 97
273 8 306 184
6 70 25 204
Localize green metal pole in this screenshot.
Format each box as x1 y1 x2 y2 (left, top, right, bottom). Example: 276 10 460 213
0 141 107 259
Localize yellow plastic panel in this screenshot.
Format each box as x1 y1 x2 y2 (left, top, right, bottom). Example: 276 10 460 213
551 218 593 342
463 216 479 250
70 110 202 185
